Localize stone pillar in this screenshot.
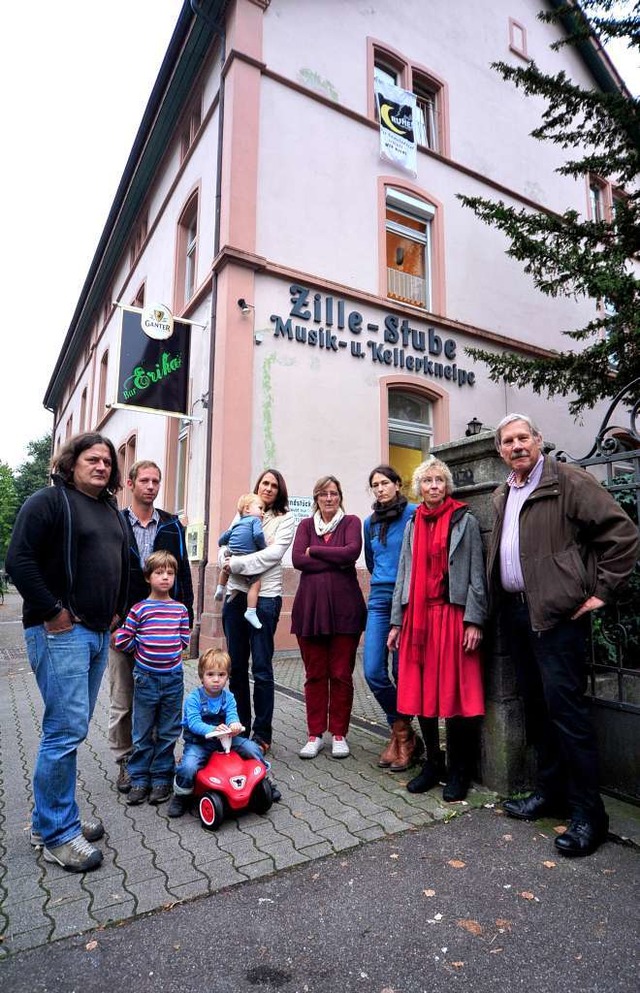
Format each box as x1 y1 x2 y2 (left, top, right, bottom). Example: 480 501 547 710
431 432 534 794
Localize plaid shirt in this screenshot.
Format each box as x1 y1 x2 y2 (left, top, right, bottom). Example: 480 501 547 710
126 507 160 567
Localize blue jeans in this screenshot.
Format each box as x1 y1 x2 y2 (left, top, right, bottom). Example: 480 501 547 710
25 624 109 848
174 734 267 793
363 585 400 725
222 593 282 747
127 668 183 788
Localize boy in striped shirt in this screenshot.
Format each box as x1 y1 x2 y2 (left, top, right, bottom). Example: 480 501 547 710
113 550 190 806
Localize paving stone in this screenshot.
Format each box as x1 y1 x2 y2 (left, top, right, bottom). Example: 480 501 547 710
120 876 175 912
85 877 138 912
46 898 95 941
297 841 335 859
158 856 208 887
316 825 361 851
167 878 212 902
2 895 51 938
262 841 310 870
239 857 280 880
0 615 478 957
354 824 388 842
1 926 52 956
190 859 247 889
91 899 137 925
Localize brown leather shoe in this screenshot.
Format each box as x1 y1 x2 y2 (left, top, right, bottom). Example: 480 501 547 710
378 728 398 768
390 719 418 772
116 759 131 794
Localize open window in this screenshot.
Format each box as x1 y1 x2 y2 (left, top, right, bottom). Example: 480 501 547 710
386 187 435 310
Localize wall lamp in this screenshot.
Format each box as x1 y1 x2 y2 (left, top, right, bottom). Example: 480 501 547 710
237 298 254 315
465 416 483 437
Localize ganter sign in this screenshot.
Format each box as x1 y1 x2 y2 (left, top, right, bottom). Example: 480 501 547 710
116 306 191 416
270 284 476 389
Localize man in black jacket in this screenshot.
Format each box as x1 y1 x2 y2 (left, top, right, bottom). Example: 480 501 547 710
7 433 129 872
109 460 194 794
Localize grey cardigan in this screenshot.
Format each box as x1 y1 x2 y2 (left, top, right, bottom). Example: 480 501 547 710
390 506 488 628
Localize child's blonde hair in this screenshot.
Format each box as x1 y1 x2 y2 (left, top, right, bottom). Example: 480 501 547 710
198 648 231 679
237 492 262 515
143 549 177 580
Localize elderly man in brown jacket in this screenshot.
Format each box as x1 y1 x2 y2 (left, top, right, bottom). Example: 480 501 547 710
487 414 638 857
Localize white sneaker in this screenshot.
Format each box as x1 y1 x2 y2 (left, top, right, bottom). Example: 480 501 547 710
331 735 350 759
299 736 324 759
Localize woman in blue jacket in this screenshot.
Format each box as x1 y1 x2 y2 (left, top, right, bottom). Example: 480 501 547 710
363 465 421 771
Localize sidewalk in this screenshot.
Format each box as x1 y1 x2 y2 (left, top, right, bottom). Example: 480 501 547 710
0 589 638 961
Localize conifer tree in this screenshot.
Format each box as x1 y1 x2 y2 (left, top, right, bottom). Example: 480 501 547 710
459 0 640 415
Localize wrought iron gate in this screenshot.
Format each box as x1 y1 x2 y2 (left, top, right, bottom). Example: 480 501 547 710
556 380 640 805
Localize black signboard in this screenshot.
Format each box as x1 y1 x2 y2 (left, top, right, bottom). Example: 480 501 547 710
117 309 191 415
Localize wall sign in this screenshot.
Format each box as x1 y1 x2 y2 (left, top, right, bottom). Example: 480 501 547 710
288 496 313 525
116 307 191 416
270 284 476 389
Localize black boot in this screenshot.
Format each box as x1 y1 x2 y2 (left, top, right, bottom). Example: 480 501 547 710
442 769 470 802
167 793 190 818
442 717 477 802
407 751 446 794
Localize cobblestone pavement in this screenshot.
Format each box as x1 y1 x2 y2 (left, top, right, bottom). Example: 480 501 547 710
2 590 637 961
0 592 486 958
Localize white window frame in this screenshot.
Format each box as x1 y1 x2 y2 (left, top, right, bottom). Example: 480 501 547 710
386 188 435 311
175 419 190 517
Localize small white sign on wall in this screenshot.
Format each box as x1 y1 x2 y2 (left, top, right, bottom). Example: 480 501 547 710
289 496 313 525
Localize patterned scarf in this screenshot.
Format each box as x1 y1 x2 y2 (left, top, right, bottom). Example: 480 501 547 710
313 507 345 536
369 495 408 546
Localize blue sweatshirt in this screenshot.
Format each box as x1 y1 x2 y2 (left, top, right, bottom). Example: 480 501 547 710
218 516 266 555
182 685 240 739
364 503 416 590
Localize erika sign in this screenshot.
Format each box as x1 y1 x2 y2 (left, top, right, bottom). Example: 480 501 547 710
270 284 476 389
117 307 191 415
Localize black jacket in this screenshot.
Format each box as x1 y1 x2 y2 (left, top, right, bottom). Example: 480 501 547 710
123 508 194 625
7 478 129 630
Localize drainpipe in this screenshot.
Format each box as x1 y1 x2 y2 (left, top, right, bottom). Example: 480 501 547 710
190 0 226 653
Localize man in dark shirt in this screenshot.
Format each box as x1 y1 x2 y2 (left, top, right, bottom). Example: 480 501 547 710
108 459 193 793
7 433 128 872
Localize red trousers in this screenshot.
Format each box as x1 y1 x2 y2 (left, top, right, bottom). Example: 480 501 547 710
297 634 360 737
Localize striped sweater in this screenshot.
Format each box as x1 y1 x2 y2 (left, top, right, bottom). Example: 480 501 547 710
114 598 190 672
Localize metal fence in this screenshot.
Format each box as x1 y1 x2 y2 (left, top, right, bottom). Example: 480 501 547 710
556 379 640 803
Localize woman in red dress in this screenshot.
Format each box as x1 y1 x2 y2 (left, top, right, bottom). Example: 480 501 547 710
387 457 487 801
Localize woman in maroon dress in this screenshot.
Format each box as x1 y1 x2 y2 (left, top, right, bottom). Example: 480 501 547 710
291 476 367 760
387 457 487 801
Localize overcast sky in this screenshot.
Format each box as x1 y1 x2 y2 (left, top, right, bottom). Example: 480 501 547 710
2 0 183 469
1 1 638 470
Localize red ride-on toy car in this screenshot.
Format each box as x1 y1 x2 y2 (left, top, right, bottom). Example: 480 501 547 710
193 726 273 831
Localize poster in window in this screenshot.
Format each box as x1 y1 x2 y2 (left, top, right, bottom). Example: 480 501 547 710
376 79 417 178
116 306 191 416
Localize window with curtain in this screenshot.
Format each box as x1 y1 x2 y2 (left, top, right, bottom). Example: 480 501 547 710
386 187 435 310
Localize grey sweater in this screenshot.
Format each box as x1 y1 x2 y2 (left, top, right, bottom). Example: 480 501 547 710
390 506 488 628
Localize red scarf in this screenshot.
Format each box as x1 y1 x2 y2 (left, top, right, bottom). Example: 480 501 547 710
401 497 464 653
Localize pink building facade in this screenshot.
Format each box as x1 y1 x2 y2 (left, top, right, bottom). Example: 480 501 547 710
44 0 627 650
